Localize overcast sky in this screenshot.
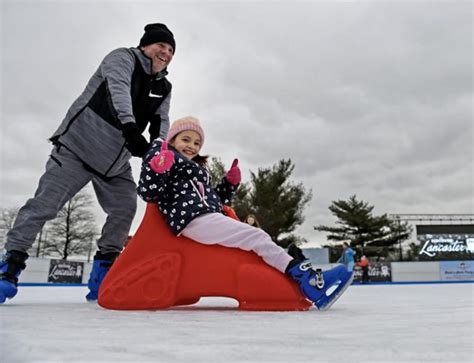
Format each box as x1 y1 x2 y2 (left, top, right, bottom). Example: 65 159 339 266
1 0 472 247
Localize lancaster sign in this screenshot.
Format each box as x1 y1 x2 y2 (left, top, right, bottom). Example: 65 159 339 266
417 225 474 261
419 237 473 257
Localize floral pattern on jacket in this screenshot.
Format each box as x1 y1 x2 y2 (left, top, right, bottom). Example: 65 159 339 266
138 139 238 235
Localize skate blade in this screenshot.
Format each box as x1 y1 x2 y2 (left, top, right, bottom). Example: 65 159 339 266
316 271 354 311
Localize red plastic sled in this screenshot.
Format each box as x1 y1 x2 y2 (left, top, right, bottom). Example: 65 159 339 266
98 204 312 311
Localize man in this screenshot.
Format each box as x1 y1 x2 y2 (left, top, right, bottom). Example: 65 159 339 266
0 23 176 303
337 242 355 272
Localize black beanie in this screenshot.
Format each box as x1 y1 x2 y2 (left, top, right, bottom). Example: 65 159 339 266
139 23 176 53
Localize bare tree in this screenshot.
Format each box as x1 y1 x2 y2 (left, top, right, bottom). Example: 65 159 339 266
0 207 20 250
42 189 98 260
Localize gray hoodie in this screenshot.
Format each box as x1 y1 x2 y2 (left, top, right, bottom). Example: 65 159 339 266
50 47 172 178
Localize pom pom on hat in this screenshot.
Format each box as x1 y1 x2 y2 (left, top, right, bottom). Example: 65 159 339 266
139 23 176 53
166 117 205 145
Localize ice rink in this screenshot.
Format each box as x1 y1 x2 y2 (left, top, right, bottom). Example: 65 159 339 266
1 283 473 363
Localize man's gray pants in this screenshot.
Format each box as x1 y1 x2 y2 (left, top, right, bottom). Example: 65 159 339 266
6 146 137 255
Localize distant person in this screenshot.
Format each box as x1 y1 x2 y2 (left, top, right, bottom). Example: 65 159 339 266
359 255 370 284
0 23 176 304
244 214 261 228
137 116 353 310
337 242 355 272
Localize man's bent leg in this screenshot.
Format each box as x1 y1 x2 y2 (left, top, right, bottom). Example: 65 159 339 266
2 147 92 303
6 147 93 253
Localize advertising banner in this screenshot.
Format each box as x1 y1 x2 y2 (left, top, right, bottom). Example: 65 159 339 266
439 261 474 281
417 225 474 261
48 259 84 283
354 262 391 283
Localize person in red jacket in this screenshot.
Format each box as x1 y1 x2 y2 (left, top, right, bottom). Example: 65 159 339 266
359 255 370 284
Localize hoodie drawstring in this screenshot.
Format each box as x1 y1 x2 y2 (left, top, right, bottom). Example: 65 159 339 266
190 180 209 207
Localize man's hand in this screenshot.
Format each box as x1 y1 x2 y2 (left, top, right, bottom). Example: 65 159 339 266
122 123 150 157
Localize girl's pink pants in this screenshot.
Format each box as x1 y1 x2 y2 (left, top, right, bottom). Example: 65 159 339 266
182 213 293 273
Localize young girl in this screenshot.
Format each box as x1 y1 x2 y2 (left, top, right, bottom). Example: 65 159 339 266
138 116 353 310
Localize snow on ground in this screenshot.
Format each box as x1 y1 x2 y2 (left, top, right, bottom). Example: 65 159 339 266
1 283 473 363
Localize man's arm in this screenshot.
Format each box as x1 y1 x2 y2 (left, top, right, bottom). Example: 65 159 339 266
99 48 151 157
158 93 171 139
149 93 172 141
99 48 136 126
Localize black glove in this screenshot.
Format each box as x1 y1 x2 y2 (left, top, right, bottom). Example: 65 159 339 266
122 122 150 157
148 115 162 141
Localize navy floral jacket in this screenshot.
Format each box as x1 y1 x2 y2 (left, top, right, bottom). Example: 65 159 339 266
138 139 238 235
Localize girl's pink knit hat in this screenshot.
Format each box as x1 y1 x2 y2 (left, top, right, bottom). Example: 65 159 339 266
166 116 205 145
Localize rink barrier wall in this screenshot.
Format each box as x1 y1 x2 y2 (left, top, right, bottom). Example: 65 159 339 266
16 257 474 285
391 261 441 282
18 280 474 287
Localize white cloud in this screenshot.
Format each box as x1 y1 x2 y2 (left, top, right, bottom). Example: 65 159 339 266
1 0 472 247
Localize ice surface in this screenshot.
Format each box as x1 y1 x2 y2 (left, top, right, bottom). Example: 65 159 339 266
1 284 473 362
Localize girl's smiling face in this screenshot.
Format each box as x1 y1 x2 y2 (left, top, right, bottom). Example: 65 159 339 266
170 130 202 160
